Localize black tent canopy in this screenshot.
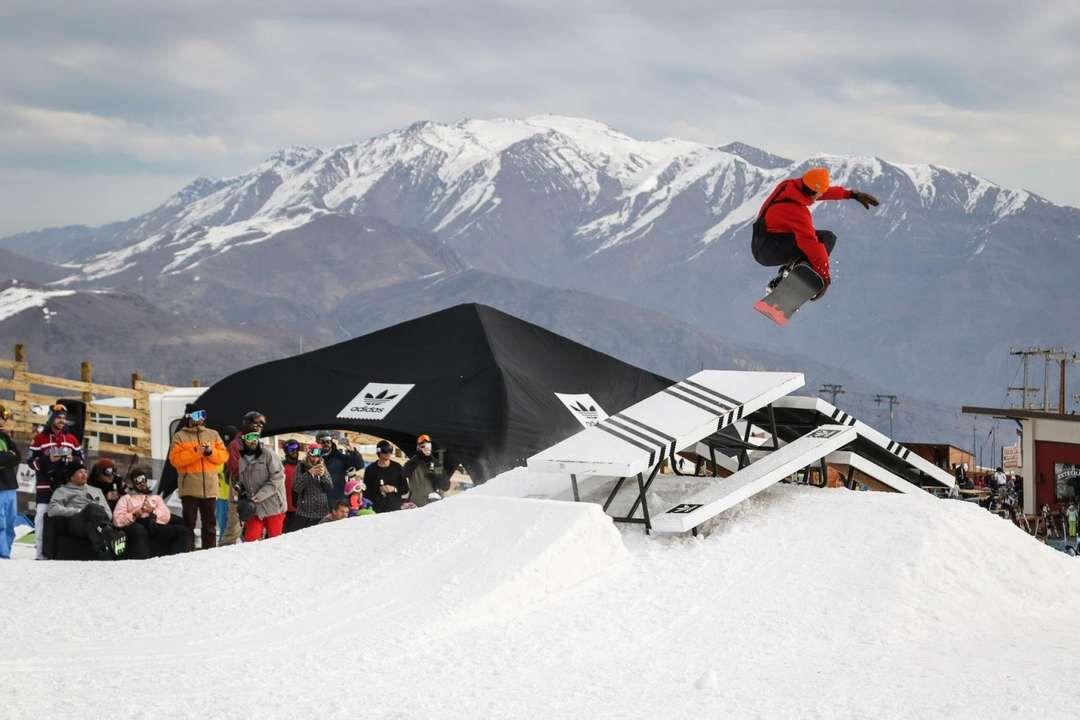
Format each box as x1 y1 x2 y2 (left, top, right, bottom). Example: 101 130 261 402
197 304 672 479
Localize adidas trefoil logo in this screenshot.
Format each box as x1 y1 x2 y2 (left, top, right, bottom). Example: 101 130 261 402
571 400 599 423
363 389 399 406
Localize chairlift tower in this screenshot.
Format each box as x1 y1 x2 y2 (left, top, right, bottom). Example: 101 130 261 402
874 394 899 437
820 383 845 406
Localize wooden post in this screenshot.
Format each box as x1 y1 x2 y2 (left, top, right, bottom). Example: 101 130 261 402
192 380 200 388
11 344 31 437
80 361 93 403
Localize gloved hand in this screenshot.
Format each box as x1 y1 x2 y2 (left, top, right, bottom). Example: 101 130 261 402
851 190 879 210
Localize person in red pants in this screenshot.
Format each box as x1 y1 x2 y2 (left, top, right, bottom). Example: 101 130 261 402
236 431 286 541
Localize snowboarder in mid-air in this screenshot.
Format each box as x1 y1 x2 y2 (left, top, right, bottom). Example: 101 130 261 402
751 167 879 300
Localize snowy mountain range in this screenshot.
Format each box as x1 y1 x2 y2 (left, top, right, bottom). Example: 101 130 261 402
3 114 1079 414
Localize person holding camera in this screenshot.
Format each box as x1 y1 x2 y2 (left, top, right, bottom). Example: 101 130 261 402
291 444 333 532
402 434 451 507
87 458 124 512
28 403 84 560
168 404 229 550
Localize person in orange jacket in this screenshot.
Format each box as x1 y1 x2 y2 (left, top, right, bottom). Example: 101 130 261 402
168 404 229 550
751 166 879 297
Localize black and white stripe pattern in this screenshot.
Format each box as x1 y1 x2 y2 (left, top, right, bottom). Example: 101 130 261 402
829 407 858 427
595 412 677 466
662 380 746 430
886 440 912 461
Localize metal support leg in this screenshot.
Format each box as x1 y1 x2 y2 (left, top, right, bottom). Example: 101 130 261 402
602 477 626 513
767 404 780 450
819 457 828 488
570 474 580 502
627 462 662 527
708 444 718 477
636 472 652 534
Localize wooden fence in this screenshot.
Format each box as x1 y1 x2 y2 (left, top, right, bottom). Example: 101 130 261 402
0 344 179 458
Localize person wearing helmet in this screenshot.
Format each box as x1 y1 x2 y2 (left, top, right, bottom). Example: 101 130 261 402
751 167 879 297
168 404 229 550
280 439 302 532
344 472 375 517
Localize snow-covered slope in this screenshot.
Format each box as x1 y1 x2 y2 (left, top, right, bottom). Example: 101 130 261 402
4 114 1078 406
4 487 1078 719
0 285 74 323
31 114 1050 285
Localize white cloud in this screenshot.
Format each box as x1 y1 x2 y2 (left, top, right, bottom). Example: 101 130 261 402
0 105 238 164
0 0 1077 235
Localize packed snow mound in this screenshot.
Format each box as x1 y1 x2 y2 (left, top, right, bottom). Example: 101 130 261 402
4 485 1079 719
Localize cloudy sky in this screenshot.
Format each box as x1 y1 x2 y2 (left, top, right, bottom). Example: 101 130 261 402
1 0 1077 236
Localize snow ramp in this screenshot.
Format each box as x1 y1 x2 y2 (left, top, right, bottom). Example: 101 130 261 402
0 495 626 717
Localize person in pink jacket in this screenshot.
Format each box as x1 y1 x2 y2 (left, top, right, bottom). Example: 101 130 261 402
112 469 188 559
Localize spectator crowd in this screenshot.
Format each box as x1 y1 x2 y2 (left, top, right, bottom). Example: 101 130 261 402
3 402 452 561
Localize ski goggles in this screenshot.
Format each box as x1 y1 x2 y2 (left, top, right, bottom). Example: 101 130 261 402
131 474 148 486
188 409 207 422
307 447 324 458
241 432 260 443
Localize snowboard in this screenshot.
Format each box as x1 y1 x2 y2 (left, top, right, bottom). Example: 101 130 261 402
753 263 825 326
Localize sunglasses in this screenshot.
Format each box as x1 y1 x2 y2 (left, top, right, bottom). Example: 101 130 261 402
189 410 207 422
241 432 260 442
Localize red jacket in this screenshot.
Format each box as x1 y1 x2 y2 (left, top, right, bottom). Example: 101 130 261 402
757 179 852 280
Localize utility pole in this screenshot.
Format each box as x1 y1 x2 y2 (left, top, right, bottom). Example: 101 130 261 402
820 383 845 406
1045 350 1078 414
874 394 899 437
1008 347 1044 409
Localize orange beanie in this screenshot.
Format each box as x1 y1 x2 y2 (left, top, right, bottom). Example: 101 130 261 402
801 167 830 193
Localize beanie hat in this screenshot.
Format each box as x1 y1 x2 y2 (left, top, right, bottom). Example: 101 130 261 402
417 434 431 445
344 478 364 496
221 425 239 444
801 167 830 194
66 461 87 480
315 430 333 442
